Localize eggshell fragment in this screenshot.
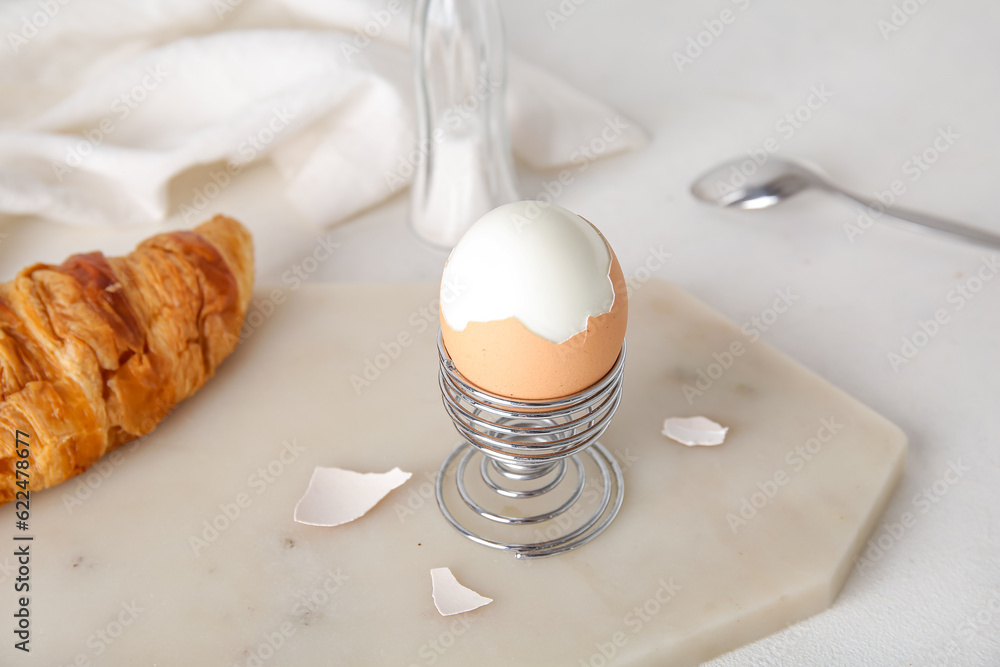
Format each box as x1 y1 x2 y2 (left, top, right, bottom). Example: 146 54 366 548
661 417 729 447
293 466 411 527
430 567 493 616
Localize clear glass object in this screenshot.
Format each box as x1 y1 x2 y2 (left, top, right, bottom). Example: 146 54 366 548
410 0 519 248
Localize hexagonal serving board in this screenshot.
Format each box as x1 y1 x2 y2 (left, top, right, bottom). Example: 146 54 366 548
2 280 905 666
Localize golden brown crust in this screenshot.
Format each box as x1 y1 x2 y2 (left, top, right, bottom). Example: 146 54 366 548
0 215 254 503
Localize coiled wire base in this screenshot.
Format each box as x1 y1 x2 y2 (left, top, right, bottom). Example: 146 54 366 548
435 333 626 558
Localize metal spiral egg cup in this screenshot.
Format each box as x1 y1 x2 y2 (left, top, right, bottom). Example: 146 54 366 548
435 333 626 558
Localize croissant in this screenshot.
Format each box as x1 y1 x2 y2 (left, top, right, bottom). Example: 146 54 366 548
0 215 253 504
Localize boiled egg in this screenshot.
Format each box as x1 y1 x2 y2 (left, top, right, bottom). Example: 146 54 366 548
439 200 627 400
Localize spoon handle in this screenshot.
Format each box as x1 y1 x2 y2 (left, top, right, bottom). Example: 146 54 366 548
836 190 1000 251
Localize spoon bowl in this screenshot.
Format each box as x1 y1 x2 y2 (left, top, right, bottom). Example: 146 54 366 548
690 155 1000 250
690 158 826 210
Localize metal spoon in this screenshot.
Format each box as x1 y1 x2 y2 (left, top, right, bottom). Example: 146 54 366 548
690 157 1000 250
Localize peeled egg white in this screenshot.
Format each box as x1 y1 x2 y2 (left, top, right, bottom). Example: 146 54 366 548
440 201 628 400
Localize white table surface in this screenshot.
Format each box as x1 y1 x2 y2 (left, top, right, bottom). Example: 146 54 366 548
1 1 998 665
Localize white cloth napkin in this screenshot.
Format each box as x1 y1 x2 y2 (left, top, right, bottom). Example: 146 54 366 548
0 0 646 227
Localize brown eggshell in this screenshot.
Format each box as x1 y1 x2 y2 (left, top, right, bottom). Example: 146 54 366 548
440 250 628 401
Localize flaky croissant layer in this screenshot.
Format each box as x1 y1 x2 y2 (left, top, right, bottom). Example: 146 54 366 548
0 215 254 503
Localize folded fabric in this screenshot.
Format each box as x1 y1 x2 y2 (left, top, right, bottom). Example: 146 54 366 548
0 0 646 227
